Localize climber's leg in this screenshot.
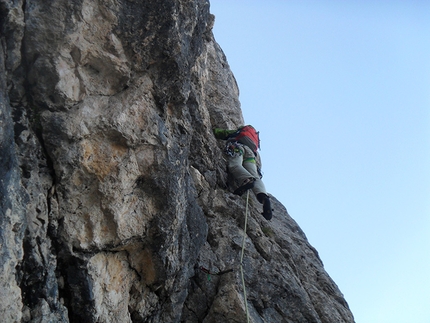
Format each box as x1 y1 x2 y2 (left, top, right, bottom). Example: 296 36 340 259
242 146 272 220
241 146 267 196
227 148 253 183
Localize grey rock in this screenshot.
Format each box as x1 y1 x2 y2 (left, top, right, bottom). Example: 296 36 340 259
0 0 355 322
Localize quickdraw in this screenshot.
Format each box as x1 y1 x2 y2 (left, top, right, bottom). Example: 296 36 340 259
197 266 233 281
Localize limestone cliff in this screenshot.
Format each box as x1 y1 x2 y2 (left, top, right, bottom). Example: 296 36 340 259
0 1 355 322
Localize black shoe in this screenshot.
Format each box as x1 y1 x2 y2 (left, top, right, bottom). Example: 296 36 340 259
233 178 255 196
262 196 273 220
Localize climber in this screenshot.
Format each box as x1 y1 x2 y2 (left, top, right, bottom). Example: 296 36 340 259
213 125 272 220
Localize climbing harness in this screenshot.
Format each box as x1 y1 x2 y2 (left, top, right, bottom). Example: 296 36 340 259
240 190 251 323
224 141 244 157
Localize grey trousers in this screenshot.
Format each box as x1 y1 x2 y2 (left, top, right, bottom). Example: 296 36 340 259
227 145 267 196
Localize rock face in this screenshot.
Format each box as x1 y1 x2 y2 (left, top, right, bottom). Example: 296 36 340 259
0 0 355 322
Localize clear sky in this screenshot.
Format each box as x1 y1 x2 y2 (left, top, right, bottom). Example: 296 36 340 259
209 1 430 322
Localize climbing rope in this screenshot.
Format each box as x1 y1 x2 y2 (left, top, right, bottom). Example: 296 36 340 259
240 190 251 323
196 189 251 322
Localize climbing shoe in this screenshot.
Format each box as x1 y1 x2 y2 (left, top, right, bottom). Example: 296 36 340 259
233 178 255 196
258 193 273 220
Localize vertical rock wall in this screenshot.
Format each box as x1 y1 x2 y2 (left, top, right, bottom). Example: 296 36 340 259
0 0 355 322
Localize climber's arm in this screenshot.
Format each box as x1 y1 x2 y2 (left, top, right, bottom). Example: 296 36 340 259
213 128 237 140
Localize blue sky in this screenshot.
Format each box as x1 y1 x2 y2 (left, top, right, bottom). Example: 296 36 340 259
209 1 430 322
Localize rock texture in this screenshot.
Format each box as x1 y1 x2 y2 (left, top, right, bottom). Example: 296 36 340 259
0 0 355 322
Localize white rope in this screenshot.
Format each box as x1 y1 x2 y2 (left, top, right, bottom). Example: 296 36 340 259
240 190 251 323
